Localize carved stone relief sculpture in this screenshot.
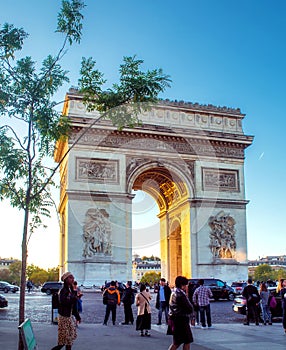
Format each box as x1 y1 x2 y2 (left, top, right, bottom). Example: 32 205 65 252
76 158 119 184
208 211 236 259
202 168 240 192
82 208 112 258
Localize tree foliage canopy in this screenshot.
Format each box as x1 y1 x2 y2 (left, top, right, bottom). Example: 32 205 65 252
0 0 171 332
253 264 284 282
140 271 161 286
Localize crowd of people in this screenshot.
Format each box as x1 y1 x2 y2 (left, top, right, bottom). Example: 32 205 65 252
50 273 286 350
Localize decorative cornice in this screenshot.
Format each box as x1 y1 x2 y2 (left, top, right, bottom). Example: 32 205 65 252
66 190 134 202
191 198 249 209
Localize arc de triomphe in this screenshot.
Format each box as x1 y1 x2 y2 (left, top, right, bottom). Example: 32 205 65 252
54 89 253 286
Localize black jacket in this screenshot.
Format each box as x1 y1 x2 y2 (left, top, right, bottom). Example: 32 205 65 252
169 288 194 318
242 284 261 305
121 287 135 305
58 285 78 318
155 285 172 309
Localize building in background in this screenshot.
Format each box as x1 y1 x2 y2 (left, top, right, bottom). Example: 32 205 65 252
132 254 161 282
0 258 16 270
248 255 286 275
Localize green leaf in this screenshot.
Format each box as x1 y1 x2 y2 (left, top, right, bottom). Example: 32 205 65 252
56 0 85 45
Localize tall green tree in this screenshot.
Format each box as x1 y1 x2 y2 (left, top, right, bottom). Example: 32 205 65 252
141 271 161 286
0 2 170 348
254 264 276 282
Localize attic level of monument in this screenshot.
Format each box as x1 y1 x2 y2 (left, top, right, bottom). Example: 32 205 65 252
55 90 253 286
64 90 249 136
67 88 244 117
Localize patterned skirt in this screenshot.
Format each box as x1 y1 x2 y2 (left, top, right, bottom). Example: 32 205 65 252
58 314 77 346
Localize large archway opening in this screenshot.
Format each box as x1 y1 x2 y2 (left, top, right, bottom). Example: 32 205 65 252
131 190 160 258
129 165 191 284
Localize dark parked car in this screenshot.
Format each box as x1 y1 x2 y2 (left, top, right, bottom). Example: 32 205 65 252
41 282 63 295
231 281 247 295
0 281 19 293
0 294 8 308
232 291 282 319
188 278 235 301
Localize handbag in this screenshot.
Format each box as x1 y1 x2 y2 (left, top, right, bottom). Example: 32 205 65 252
144 303 149 315
268 295 277 308
167 317 175 335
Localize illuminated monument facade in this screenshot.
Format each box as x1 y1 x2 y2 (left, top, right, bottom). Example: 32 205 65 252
54 89 253 286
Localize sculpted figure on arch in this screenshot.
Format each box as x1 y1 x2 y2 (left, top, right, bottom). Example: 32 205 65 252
82 208 112 258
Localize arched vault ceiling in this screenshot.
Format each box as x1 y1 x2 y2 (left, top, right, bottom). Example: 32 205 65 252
132 167 188 212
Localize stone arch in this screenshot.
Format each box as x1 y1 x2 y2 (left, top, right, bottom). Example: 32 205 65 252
54 91 253 286
168 218 182 282
127 161 194 284
127 159 194 209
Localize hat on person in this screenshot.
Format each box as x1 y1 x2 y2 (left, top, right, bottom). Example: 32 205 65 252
61 271 72 281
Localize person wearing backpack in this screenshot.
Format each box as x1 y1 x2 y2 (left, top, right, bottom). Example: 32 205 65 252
121 281 135 325
102 281 120 325
242 278 261 326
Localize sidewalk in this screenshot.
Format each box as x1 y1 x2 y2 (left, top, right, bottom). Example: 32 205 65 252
0 320 285 349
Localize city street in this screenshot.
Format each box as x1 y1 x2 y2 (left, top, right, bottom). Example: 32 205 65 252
0 289 248 325
1 289 285 350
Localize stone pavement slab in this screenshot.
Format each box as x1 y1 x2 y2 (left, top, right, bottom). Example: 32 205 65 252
0 320 285 350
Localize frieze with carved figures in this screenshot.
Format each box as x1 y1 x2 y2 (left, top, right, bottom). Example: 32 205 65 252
69 128 246 159
202 167 240 192
76 157 119 184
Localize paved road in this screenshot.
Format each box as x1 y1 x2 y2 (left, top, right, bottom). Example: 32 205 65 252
0 289 249 324
1 290 285 350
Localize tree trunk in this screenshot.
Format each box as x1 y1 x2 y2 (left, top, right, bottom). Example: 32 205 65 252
18 207 29 350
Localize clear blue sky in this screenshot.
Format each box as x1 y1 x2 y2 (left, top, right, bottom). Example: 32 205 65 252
0 0 285 267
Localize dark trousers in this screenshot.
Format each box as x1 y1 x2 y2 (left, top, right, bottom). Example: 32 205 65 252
123 303 134 324
158 301 169 324
246 303 259 324
103 304 117 324
199 304 211 327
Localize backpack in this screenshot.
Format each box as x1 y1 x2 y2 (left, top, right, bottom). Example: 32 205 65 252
247 293 260 304
105 288 119 305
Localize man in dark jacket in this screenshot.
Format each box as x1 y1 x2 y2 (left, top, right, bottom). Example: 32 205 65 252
156 278 172 325
242 278 261 325
103 280 121 325
121 281 135 325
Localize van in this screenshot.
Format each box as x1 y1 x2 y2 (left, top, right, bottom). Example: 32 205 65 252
188 278 235 301
41 282 63 295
